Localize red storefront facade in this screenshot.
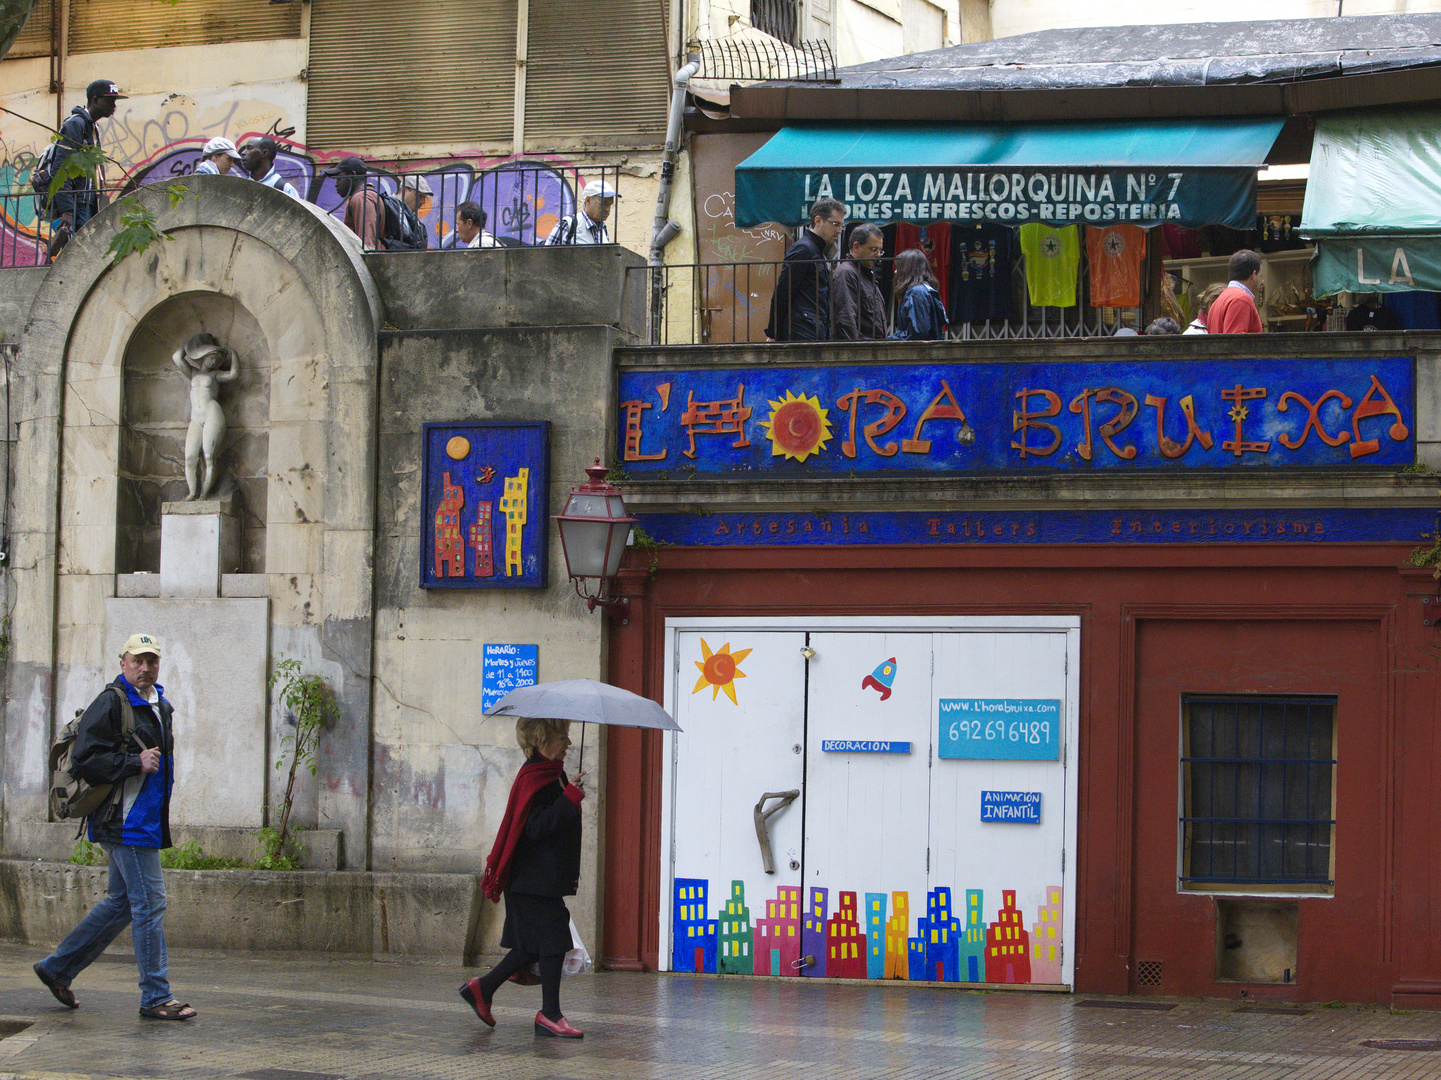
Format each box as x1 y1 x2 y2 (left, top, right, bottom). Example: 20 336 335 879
597 335 1441 1007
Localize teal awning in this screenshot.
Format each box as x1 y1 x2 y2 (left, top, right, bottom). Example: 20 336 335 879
1302 110 1441 295
734 118 1284 230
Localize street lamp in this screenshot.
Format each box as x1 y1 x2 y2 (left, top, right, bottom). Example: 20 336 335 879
553 459 636 617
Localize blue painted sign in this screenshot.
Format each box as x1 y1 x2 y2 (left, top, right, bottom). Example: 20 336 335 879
981 791 1043 823
939 699 1062 760
422 421 549 589
820 740 912 754
481 644 539 712
637 507 1435 548
617 358 1413 474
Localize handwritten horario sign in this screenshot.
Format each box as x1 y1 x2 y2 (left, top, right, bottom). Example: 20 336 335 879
481 644 538 713
618 358 1414 475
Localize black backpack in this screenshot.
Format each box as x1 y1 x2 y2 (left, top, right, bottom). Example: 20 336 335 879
48 686 144 835
379 192 427 251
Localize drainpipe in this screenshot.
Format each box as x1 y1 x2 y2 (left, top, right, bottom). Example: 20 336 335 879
649 54 701 345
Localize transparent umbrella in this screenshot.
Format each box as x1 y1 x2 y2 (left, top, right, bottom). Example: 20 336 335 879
484 678 680 771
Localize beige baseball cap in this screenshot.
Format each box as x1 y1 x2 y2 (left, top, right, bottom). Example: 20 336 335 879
120 633 161 658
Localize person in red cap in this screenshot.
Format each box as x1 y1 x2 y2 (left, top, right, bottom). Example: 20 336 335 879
49 79 126 240
460 717 587 1039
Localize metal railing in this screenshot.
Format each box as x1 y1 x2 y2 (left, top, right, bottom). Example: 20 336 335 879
0 163 623 267
637 258 1146 346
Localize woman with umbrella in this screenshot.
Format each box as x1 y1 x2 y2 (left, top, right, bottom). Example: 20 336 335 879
461 717 586 1038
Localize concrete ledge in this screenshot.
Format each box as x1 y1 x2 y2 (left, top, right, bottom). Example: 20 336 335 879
10 822 343 870
116 573 159 598
221 574 268 598
0 861 482 962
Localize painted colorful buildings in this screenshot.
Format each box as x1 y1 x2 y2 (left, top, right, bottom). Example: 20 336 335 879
433 472 464 578
826 891 867 979
1030 885 1064 984
754 884 802 976
719 880 752 975
985 889 1033 984
962 889 987 983
885 891 911 979
802 887 829 977
865 893 888 980
469 500 494 577
671 878 718 973
500 467 529 576
925 887 962 982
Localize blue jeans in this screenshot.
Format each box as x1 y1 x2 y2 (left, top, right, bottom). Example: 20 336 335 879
38 844 171 1008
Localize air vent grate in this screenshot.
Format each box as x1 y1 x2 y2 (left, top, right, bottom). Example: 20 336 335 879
1136 960 1164 987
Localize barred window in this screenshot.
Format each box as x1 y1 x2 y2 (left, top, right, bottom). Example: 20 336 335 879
1180 695 1336 893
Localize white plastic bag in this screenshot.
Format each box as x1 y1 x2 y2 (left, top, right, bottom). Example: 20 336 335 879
529 918 591 980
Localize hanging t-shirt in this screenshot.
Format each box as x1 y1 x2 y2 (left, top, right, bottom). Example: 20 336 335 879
948 224 1014 324
895 223 953 303
1085 225 1147 307
1019 224 1080 307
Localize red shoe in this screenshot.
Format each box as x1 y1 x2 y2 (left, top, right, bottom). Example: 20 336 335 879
458 977 495 1027
533 1011 583 1038
508 969 542 986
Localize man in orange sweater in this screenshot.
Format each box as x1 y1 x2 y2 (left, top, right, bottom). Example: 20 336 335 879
1206 249 1264 334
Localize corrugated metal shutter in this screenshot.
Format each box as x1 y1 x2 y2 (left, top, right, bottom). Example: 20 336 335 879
308 0 516 151
8 0 54 59
525 0 669 145
68 0 300 53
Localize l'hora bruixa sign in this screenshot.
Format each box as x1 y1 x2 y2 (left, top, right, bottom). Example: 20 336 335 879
422 422 550 589
617 358 1413 474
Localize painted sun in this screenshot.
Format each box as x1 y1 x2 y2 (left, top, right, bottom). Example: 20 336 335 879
761 390 833 463
691 638 752 705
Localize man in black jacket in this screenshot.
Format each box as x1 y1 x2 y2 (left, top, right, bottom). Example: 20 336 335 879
49 79 125 237
765 197 845 342
830 223 888 340
33 633 196 1021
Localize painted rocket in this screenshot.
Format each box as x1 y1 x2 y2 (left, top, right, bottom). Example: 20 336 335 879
861 658 897 701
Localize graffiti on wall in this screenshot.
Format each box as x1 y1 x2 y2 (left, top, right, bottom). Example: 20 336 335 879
675 878 1066 985
0 96 584 263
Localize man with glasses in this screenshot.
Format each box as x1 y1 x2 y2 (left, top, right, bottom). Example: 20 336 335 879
765 198 845 342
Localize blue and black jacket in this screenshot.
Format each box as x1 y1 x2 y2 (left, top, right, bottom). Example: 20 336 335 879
72 676 174 849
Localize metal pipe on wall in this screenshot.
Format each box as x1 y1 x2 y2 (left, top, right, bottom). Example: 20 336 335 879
649 54 701 345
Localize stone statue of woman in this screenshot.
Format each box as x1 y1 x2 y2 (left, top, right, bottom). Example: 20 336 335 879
172 332 239 500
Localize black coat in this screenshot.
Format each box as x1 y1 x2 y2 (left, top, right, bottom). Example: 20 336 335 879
766 228 831 341
73 677 174 848
506 766 582 897
830 257 888 341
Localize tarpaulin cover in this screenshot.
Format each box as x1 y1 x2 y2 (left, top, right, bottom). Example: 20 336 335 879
734 118 1284 229
1303 111 1441 295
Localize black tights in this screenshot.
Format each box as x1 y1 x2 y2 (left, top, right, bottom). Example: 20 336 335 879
477 950 564 1020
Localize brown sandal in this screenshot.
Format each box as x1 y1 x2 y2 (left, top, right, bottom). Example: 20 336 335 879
139 1000 196 1021
33 963 77 1009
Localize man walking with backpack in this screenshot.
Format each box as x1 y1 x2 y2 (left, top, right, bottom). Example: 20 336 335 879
34 634 196 1022
323 156 385 250
545 179 617 245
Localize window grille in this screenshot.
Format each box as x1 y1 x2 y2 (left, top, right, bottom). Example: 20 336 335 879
1180 695 1336 891
751 0 800 44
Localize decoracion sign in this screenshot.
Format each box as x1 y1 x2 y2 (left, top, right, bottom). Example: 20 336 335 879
636 506 1436 548
938 699 1062 760
981 791 1043 824
820 740 912 754
422 421 549 589
617 359 1413 474
481 644 538 712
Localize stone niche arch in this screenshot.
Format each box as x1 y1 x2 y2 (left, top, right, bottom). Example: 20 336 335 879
4 176 381 868
118 291 272 574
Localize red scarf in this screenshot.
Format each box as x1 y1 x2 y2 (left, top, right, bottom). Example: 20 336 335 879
481 758 564 903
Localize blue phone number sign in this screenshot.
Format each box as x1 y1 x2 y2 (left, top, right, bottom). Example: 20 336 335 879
938 699 1061 760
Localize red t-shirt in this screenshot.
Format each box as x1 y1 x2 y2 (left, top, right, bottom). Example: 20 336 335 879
1207 285 1263 334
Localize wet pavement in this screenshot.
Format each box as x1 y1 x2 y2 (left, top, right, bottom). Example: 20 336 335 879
0 943 1436 1078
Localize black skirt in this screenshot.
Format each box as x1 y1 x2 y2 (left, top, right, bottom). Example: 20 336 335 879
500 890 572 957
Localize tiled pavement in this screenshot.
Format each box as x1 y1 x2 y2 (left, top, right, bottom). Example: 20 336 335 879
0 944 1436 1079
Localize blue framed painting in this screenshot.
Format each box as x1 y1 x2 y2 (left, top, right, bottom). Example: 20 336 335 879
421 421 549 589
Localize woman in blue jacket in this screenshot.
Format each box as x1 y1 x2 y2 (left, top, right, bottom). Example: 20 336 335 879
888 249 950 340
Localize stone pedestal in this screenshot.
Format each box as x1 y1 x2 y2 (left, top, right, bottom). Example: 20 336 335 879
159 497 239 598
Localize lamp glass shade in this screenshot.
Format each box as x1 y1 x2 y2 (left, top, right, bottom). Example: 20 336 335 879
557 492 632 579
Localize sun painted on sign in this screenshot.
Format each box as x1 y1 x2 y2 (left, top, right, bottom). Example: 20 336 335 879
761 390 834 462
691 638 752 704
672 877 1064 985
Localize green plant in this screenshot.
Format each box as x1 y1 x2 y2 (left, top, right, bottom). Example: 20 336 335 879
69 840 103 866
1403 461 1436 474
160 840 242 871
267 657 339 863
251 826 302 871
629 523 669 575
40 142 190 264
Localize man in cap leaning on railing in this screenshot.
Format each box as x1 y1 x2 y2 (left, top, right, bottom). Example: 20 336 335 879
49 79 126 240
545 179 618 245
